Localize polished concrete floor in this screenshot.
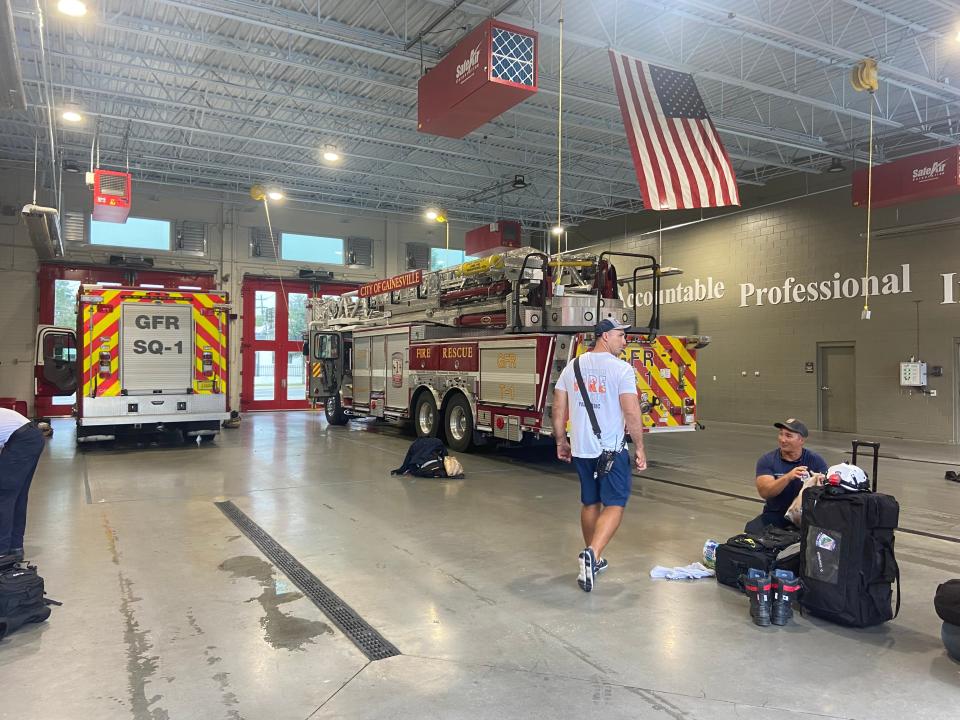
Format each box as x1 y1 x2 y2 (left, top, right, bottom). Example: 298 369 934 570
2 413 959 719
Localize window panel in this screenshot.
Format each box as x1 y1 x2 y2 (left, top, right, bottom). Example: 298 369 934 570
430 249 478 271
281 233 343 264
287 351 305 401
287 293 308 341
254 351 275 401
255 291 276 341
53 279 81 329
90 217 171 251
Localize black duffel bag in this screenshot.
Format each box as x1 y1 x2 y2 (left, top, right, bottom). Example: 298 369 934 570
935 579 960 626
715 527 801 590
0 564 51 642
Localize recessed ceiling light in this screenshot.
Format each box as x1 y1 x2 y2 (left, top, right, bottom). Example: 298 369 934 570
267 190 284 201
57 0 87 17
62 109 83 122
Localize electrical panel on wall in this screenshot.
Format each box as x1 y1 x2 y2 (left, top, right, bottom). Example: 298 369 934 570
899 361 927 387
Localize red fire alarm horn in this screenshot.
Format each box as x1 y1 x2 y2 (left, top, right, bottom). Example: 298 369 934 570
91 169 132 224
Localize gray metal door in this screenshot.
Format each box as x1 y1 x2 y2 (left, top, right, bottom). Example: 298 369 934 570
819 344 856 432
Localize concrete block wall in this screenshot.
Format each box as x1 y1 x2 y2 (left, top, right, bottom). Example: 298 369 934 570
577 184 960 443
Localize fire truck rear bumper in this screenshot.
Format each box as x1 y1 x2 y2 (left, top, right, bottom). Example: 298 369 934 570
80 394 227 423
80 412 230 427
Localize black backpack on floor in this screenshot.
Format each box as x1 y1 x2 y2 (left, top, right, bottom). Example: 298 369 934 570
715 527 801 589
390 437 448 478
799 441 900 627
0 563 51 642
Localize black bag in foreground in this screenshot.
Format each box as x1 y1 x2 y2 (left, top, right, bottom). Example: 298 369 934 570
0 564 51 642
935 579 960 626
715 528 801 589
391 437 448 478
799 441 900 627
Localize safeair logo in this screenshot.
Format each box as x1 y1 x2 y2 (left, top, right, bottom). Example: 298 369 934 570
912 159 947 183
456 43 482 84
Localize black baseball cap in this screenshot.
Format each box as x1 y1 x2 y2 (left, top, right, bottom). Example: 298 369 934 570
774 418 809 438
594 318 631 335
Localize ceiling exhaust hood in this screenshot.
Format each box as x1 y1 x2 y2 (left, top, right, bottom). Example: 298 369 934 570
21 205 65 259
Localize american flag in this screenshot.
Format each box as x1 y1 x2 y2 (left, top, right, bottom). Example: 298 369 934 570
608 51 740 211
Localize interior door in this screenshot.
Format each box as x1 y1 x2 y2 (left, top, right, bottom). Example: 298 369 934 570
240 278 311 411
819 343 856 432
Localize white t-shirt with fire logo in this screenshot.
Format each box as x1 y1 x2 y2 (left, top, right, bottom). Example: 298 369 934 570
555 351 638 458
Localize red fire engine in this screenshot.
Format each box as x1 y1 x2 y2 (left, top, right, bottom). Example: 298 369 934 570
306 248 707 451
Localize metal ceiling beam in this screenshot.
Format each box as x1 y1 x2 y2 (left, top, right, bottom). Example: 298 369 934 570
669 0 960 100
421 0 956 144
27 61 820 184
27 4 853 166
13 99 645 217
132 0 948 141
39 30 843 166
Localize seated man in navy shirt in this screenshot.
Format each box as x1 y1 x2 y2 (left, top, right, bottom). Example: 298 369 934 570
744 418 828 535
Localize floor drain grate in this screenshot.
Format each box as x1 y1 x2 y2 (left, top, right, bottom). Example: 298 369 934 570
215 500 401 661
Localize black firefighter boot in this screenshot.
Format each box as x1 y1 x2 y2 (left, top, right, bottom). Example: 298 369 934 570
743 569 772 627
772 570 800 626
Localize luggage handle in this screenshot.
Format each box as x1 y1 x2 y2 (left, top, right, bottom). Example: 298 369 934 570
851 440 880 492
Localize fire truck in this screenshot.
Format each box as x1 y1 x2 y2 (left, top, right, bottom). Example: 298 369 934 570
35 286 231 443
306 248 707 452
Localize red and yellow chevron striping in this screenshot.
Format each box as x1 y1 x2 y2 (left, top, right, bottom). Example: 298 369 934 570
80 287 228 397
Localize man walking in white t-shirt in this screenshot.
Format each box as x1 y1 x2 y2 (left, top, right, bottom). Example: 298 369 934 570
553 319 647 592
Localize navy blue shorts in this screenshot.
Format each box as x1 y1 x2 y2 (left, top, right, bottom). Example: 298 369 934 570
573 450 632 507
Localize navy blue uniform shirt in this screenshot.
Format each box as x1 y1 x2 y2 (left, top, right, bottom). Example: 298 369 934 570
755 448 828 514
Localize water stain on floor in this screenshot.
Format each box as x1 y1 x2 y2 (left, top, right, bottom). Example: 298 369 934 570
105 512 169 720
218 555 333 651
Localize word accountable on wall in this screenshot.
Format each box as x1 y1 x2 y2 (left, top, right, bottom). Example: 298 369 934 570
625 264 960 309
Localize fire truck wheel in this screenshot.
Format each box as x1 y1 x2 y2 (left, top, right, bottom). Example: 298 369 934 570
444 394 474 453
413 392 439 438
325 395 349 426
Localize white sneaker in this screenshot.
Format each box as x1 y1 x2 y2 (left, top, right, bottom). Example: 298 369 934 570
577 547 596 592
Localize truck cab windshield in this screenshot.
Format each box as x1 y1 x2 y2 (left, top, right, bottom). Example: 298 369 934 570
315 334 339 359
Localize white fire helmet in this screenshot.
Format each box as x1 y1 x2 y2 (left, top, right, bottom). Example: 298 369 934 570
826 463 869 493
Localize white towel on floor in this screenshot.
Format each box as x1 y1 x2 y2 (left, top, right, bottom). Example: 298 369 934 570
649 562 716 580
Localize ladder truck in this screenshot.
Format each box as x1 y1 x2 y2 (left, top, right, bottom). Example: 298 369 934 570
305 248 708 452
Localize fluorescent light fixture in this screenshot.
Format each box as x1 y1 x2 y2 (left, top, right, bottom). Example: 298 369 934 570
57 0 87 17
267 190 284 201
322 145 341 162
62 109 83 123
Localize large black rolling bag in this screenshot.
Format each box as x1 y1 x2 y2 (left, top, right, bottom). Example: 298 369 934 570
0 563 51 642
799 441 900 627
